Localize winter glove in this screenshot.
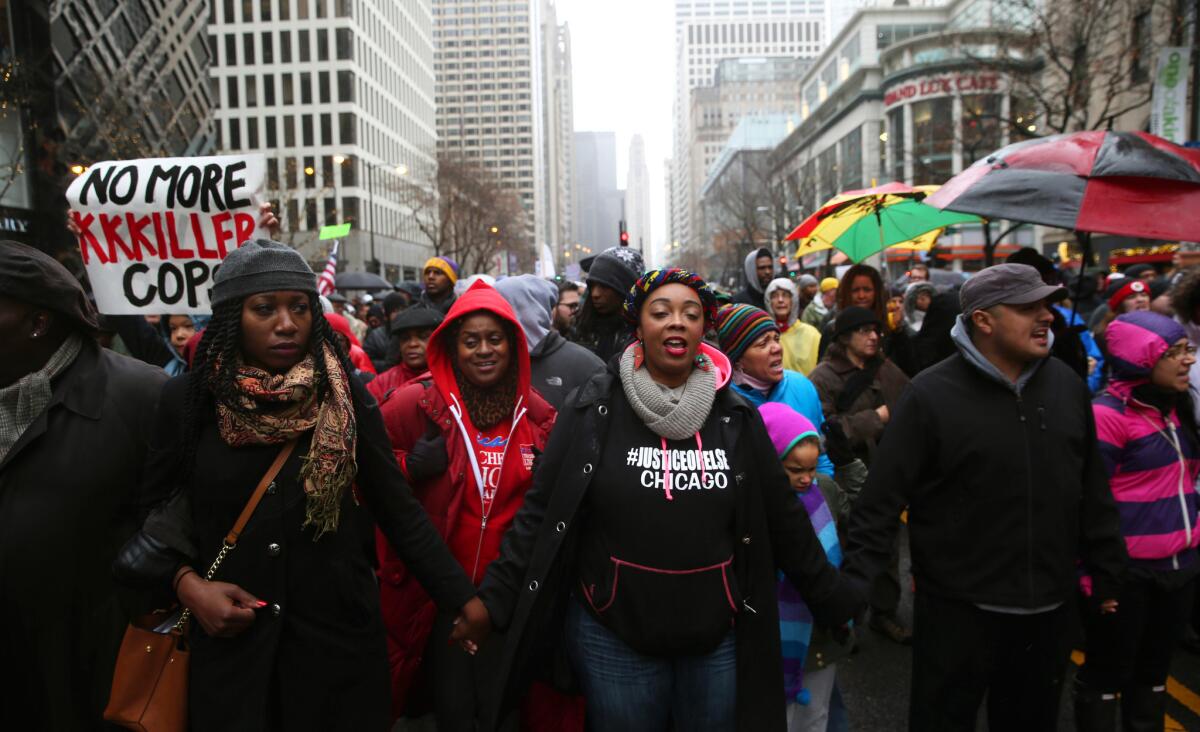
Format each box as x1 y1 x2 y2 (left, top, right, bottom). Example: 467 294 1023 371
406 422 448 482
821 420 856 467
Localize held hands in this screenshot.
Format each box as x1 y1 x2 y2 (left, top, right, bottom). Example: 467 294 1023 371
449 597 492 655
176 568 262 638
1098 598 1118 615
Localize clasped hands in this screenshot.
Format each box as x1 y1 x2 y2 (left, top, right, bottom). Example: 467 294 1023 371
450 596 492 655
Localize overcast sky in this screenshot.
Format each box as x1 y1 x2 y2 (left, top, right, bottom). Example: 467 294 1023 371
553 0 675 260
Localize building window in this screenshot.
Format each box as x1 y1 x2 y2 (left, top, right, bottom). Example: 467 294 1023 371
247 118 260 148
961 94 1001 166
339 112 356 144
336 28 353 60
263 73 275 105
300 72 313 104
337 70 355 102
840 128 862 190
284 114 296 146
317 29 329 61
888 107 905 182
261 32 273 63
227 76 239 107
228 118 241 149
302 115 314 146
304 155 316 189
282 73 294 104
245 76 257 107
280 32 292 62
1131 11 1152 83
266 116 278 147
318 71 331 103
278 0 289 20
320 113 332 145
298 0 309 19
299 30 311 62
243 33 255 64
911 98 954 185
224 34 236 66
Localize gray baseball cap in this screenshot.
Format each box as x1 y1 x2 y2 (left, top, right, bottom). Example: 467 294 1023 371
960 263 1066 315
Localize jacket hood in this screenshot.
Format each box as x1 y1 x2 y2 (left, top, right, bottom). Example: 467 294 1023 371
743 247 774 295
1105 311 1187 391
902 282 936 333
427 279 532 417
764 277 799 327
495 274 557 352
325 312 362 348
836 263 886 324
757 401 819 459
950 314 1047 394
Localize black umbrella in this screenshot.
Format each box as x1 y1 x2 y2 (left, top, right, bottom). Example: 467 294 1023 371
335 271 392 290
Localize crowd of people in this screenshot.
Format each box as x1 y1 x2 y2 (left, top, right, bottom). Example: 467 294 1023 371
4 232 1200 732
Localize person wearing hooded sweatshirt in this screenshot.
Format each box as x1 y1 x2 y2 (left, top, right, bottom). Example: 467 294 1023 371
367 306 444 400
765 277 822 375
887 281 936 378
843 263 1126 731
757 402 854 732
802 277 838 330
1075 312 1200 731
458 268 865 732
495 274 605 411
573 246 644 362
732 247 776 310
714 303 835 479
819 263 888 360
375 281 560 729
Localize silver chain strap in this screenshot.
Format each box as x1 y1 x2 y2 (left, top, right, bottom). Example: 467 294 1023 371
172 540 238 632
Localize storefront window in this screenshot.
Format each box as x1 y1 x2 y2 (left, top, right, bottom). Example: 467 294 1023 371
961 94 1002 165
888 107 906 183
818 145 839 203
911 98 954 185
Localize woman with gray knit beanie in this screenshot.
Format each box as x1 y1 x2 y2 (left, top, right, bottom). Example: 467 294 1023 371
457 268 866 732
114 239 485 731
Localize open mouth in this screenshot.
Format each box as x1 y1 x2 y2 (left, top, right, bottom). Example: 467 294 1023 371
1031 327 1049 345
663 337 689 357
474 360 498 373
768 358 784 373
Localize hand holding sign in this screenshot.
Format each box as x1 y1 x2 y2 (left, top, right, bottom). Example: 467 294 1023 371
66 154 267 314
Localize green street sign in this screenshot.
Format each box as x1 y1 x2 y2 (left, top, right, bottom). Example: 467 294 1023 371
319 223 352 240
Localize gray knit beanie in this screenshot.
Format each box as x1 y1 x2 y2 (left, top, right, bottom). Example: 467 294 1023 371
211 239 318 306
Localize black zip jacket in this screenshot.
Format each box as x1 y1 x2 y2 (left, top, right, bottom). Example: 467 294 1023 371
843 351 1127 608
477 363 865 731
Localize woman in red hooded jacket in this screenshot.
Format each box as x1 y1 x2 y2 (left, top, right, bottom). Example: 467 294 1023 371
376 280 560 729
325 311 378 378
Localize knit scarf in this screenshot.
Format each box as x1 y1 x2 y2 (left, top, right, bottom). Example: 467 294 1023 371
216 343 356 539
453 363 518 431
732 366 778 396
778 481 842 705
0 333 83 462
619 343 716 440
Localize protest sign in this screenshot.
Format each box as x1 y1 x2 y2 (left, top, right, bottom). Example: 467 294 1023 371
66 154 266 314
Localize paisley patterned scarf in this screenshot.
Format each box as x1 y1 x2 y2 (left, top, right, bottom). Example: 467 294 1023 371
216 342 356 539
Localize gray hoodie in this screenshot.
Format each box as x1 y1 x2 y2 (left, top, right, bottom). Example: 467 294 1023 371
495 274 556 351
949 314 1050 395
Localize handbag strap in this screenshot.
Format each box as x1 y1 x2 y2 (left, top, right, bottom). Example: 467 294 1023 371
225 439 298 546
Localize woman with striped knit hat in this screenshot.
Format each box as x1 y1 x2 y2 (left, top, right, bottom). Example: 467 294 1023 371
1076 311 1200 731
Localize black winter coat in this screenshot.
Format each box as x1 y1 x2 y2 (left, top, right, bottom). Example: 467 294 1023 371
141 372 475 731
477 366 864 731
528 330 605 410
843 353 1127 608
0 344 166 731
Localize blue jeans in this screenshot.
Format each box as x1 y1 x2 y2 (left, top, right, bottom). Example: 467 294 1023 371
566 599 737 732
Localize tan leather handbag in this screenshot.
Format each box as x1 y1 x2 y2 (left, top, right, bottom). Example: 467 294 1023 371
104 440 297 731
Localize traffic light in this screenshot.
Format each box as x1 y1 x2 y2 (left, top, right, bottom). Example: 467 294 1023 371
619 219 629 246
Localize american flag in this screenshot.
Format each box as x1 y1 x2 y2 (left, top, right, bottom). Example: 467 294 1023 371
317 241 339 295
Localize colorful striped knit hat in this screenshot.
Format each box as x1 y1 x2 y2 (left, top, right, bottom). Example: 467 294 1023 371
1106 311 1187 380
623 267 719 327
715 303 778 364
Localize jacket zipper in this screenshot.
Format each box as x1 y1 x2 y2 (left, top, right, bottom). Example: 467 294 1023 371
1017 394 1035 601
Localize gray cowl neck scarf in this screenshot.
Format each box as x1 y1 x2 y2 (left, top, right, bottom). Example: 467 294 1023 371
0 332 84 461
619 346 716 440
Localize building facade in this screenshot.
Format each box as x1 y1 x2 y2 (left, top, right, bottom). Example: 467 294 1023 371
540 1 574 268
573 130 622 255
625 134 652 259
209 0 436 280
4 0 214 254
669 0 826 272
433 0 544 270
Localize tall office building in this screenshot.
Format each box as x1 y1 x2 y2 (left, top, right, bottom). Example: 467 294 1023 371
4 0 214 252
210 0 437 279
433 0 544 259
541 2 575 265
573 131 622 253
669 0 825 265
625 134 652 260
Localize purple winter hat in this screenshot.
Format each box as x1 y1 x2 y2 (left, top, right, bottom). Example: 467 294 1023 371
757 402 821 459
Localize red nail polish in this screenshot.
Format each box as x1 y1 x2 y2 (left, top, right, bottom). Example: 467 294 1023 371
257 601 268 607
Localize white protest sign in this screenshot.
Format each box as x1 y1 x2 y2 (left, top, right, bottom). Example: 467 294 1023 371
66 154 266 314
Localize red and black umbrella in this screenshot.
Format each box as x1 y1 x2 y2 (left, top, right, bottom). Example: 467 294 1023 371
926 131 1200 242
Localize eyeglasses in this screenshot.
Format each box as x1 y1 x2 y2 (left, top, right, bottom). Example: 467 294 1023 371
854 324 881 336
1164 344 1198 360
560 301 580 312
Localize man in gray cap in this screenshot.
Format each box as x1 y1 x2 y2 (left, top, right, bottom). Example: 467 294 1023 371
842 263 1126 730
0 240 167 730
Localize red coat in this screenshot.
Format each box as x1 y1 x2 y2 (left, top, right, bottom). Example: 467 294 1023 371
376 281 557 718
367 362 423 401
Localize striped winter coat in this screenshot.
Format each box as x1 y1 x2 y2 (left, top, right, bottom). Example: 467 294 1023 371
1093 312 1200 570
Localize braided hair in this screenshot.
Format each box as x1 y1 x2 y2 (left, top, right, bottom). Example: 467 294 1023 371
178 294 356 484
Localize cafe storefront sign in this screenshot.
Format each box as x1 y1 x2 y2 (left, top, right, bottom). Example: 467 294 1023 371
884 72 1003 109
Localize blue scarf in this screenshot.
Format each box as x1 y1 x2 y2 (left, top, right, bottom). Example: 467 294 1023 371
778 480 842 704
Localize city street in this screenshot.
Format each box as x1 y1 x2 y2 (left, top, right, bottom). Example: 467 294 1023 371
839 530 1200 731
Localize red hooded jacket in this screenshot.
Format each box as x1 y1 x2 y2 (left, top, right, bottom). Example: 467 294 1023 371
375 280 557 716
326 312 377 375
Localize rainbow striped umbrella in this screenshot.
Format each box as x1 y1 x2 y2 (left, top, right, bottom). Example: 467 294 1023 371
787 183 981 263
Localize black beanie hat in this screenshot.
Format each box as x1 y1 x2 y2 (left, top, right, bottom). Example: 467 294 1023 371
833 306 882 339
211 239 317 306
390 305 444 334
586 246 644 296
